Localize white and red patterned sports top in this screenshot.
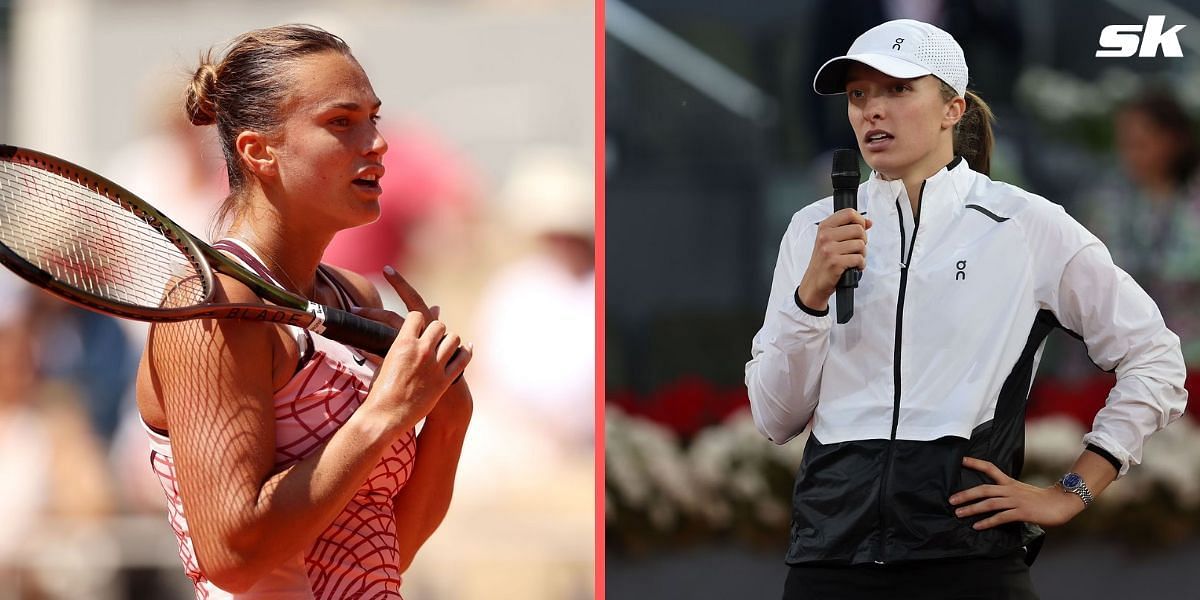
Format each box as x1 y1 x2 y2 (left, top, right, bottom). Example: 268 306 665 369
145 238 416 599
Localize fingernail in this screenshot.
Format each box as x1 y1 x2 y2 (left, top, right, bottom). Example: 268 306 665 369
384 265 396 276
955 508 963 516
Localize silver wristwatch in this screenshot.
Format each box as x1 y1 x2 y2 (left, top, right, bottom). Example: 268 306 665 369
1057 472 1094 506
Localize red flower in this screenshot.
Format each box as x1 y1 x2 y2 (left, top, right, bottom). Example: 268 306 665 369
1027 375 1111 427
608 377 753 439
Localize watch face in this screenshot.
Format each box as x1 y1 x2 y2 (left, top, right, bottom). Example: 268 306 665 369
1062 473 1083 489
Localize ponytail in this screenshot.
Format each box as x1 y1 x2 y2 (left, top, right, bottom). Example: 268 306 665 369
940 83 995 175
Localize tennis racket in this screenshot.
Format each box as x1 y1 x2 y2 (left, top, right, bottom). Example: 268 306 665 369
0 144 399 356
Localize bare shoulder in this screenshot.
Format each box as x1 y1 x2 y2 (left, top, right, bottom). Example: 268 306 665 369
213 271 269 305
322 264 384 309
137 272 282 427
147 273 275 357
142 273 280 403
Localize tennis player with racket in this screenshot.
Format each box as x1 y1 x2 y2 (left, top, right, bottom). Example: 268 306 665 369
746 19 1186 599
0 24 471 598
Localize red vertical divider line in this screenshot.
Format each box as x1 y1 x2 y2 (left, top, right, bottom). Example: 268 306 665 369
594 0 607 598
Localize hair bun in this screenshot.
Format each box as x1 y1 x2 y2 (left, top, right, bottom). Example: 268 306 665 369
185 61 219 126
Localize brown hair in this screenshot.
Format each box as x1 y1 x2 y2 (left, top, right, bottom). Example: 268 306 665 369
186 24 353 231
940 82 995 175
1119 89 1199 186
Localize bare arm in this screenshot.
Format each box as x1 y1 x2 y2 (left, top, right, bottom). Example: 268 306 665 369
392 380 472 571
342 266 474 572
147 275 464 592
950 450 1117 530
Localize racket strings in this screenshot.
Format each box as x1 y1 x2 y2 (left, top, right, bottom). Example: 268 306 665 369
0 160 208 310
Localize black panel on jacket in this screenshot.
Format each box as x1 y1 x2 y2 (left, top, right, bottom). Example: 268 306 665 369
786 310 1060 565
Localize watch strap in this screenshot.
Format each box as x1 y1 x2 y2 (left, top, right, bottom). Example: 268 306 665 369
1058 472 1094 506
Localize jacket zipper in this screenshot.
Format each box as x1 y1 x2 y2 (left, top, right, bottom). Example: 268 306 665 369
876 183 924 564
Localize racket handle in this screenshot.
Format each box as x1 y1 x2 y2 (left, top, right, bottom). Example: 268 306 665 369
320 307 466 383
321 307 399 356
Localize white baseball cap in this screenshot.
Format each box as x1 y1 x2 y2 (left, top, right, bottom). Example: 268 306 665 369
813 19 968 97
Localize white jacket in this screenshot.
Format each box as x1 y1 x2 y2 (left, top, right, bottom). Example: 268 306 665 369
746 157 1186 476
745 157 1187 565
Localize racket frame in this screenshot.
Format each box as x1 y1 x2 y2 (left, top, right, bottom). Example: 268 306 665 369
0 144 326 331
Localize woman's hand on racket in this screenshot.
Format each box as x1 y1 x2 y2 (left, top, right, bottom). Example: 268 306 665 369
350 265 472 370
796 208 872 311
948 457 1086 530
377 265 474 420
351 264 473 434
352 306 470 372
351 266 473 428
353 308 470 433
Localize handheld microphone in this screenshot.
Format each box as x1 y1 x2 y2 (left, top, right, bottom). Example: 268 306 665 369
831 149 861 324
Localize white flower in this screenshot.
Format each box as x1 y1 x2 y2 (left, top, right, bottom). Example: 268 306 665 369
1136 419 1200 507
609 402 1200 544
605 407 707 530
605 408 653 509
687 409 805 528
1025 416 1086 472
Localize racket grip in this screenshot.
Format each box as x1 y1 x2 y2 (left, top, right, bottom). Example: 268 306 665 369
320 307 466 383
320 307 399 356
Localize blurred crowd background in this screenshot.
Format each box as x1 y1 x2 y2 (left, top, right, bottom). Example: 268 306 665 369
605 0 1200 598
0 0 594 598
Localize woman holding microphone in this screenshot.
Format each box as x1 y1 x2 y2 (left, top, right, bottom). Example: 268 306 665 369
746 19 1186 599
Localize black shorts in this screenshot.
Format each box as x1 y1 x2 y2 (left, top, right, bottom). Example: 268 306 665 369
783 553 1039 600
